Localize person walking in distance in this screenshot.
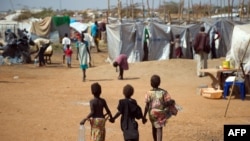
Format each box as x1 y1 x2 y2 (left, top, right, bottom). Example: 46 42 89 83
64 44 73 68
91 21 101 52
193 26 210 77
62 33 71 63
78 34 91 81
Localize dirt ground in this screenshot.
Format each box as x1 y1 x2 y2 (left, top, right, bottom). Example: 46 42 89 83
0 44 250 141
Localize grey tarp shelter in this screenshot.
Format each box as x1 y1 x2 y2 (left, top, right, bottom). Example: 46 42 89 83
106 18 249 63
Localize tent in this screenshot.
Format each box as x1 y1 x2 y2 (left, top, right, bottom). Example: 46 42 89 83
170 23 201 59
30 16 70 42
226 23 250 72
106 22 172 63
70 22 88 33
106 18 250 63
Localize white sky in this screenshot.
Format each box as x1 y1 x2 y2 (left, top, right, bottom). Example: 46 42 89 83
0 0 235 12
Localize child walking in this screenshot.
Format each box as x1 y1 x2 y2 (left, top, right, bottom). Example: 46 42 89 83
64 44 73 68
143 74 172 141
80 82 113 141
110 84 144 141
78 34 91 81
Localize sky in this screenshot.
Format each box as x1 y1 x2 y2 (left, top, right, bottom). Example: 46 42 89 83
1 0 234 12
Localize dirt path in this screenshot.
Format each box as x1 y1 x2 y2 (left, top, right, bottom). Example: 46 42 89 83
0 45 250 141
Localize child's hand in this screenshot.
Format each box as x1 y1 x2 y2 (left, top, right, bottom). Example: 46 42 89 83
109 118 115 123
142 117 147 124
80 118 87 125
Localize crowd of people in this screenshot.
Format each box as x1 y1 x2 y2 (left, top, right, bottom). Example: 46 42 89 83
80 74 178 141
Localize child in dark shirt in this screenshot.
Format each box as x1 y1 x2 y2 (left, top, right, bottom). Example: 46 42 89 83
110 84 144 141
80 82 113 141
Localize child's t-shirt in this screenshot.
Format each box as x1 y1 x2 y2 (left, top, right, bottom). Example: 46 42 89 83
65 48 73 57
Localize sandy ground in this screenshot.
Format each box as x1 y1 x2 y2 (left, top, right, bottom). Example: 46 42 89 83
0 44 250 141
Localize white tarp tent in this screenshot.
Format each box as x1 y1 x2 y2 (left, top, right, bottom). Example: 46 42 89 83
70 22 88 33
148 22 171 61
106 22 172 63
106 19 249 64
226 24 250 73
106 23 138 63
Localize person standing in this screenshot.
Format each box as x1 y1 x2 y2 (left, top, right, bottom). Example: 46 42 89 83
142 75 172 141
142 27 149 61
171 34 183 58
110 84 144 141
211 29 220 59
113 54 129 80
74 32 81 60
80 82 113 141
62 33 71 63
78 34 91 81
65 44 73 68
91 21 101 52
193 26 210 77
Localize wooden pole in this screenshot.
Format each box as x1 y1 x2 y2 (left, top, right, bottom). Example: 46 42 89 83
240 0 245 21
209 0 211 18
164 0 167 24
131 0 134 20
224 39 250 117
126 0 128 18
179 0 181 22
227 0 230 19
188 0 190 23
142 0 145 20
147 0 150 18
107 0 110 23
248 0 250 20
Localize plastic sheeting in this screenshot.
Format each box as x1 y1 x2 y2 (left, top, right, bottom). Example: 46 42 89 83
30 17 52 37
226 24 250 73
148 22 171 61
70 22 88 33
170 24 201 59
106 22 172 63
106 19 249 64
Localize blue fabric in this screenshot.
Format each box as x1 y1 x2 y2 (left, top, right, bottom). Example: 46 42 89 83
91 24 98 37
80 64 88 69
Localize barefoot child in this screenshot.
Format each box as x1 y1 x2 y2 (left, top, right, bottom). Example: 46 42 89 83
80 82 113 141
143 75 173 141
64 44 73 68
110 84 144 141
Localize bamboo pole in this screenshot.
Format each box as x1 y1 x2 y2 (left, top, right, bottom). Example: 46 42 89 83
146 0 150 18
224 39 250 117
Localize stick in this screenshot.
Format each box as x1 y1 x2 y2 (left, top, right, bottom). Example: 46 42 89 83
224 39 250 117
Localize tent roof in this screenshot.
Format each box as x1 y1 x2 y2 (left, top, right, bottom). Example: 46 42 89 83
70 22 88 33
